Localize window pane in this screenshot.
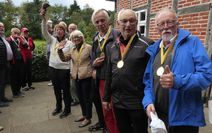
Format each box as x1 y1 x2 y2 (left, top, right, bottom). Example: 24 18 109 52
140 26 145 34
140 12 146 21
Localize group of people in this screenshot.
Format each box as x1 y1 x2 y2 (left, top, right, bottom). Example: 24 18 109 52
40 6 212 133
1 6 211 133
0 22 35 131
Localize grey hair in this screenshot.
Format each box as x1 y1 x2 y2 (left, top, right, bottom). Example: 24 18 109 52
155 8 178 23
69 30 85 42
91 9 110 25
117 9 138 21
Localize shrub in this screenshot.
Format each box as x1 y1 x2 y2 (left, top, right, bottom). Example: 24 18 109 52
32 40 49 82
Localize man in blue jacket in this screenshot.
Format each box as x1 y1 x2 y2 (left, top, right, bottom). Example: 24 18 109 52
142 8 212 133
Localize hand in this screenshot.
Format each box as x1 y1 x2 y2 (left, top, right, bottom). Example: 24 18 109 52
40 8 46 19
58 40 67 50
146 104 155 119
160 65 174 89
102 102 111 111
93 56 105 67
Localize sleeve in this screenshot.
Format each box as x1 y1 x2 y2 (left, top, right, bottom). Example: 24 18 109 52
173 37 212 91
58 49 72 62
41 19 53 44
142 57 155 109
103 45 112 102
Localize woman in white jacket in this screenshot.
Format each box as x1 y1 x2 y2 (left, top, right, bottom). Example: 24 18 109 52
40 8 74 119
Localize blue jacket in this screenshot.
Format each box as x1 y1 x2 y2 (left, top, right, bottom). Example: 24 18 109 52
142 29 212 126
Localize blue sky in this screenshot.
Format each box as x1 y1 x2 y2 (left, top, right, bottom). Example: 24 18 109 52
0 0 115 11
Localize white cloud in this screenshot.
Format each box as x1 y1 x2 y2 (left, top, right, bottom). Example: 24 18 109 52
1 0 115 11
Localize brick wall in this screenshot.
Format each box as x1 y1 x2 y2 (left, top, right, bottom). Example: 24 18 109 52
151 0 172 14
178 0 210 9
132 0 147 9
178 11 209 44
117 0 131 10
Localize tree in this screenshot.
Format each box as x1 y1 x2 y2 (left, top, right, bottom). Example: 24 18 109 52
19 0 42 39
68 0 80 15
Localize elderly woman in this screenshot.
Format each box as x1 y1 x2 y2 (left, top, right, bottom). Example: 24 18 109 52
58 30 93 127
40 9 73 119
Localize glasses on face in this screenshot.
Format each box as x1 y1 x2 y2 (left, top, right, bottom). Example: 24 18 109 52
157 20 177 28
119 19 137 25
73 35 82 39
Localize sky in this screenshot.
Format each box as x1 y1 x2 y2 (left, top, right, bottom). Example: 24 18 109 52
1 0 115 11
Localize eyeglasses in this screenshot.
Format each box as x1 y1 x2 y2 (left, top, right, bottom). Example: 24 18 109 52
73 35 82 39
119 19 137 25
157 20 177 28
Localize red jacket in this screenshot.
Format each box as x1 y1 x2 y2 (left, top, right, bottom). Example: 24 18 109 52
20 37 35 62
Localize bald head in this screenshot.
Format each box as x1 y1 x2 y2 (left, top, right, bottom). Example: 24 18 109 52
68 23 77 34
0 22 5 36
155 8 178 24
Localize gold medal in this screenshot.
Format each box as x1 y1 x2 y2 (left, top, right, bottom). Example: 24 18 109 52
117 60 124 68
100 52 105 57
157 66 164 76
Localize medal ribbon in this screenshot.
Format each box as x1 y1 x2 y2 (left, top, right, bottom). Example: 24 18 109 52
120 34 136 60
160 41 174 65
98 26 112 52
77 44 84 63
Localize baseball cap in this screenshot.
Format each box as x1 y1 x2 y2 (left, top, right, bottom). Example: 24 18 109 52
21 27 29 32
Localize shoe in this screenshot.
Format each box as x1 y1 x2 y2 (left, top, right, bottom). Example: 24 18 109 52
79 119 91 128
1 97 13 102
59 111 70 119
23 87 29 91
52 109 62 116
103 128 108 133
0 126 3 131
74 117 85 122
71 101 79 106
88 122 104 132
0 101 9 107
48 82 52 86
29 86 35 90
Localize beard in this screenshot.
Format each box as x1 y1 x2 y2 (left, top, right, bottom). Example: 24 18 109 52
161 30 174 42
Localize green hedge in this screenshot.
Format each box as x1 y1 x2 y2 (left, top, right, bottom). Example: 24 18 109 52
32 40 49 82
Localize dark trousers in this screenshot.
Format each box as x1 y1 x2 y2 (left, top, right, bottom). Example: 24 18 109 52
22 58 32 87
75 77 92 119
91 79 105 126
113 107 148 133
169 126 199 133
49 67 71 112
10 60 24 95
0 67 6 100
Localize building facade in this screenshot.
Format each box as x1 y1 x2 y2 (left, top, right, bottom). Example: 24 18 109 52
109 0 212 55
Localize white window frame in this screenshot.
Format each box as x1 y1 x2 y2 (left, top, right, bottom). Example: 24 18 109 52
136 9 147 36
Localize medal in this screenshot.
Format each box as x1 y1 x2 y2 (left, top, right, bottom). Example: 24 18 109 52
157 66 164 76
117 60 124 68
100 52 105 57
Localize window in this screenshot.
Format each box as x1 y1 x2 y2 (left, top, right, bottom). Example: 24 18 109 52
136 10 147 36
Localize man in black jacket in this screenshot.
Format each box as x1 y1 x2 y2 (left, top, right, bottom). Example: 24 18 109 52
0 22 13 107
90 9 119 133
103 9 154 133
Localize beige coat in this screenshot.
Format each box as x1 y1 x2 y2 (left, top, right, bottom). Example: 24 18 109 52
58 43 93 79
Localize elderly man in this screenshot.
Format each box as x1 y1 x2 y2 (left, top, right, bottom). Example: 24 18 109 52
0 22 13 107
103 9 154 133
90 9 119 133
6 28 25 98
142 8 212 133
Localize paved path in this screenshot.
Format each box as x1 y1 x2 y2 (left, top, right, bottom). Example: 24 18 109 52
0 81 212 133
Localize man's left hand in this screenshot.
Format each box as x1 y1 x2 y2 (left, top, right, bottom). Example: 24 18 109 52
160 65 174 89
